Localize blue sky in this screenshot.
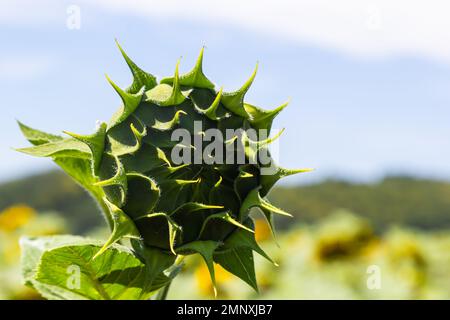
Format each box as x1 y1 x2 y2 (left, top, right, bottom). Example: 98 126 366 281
1 0 449 184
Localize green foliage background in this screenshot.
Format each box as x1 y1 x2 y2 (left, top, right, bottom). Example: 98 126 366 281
1 171 450 299
2 171 450 234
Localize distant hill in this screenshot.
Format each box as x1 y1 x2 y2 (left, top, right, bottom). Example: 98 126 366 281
269 177 450 231
1 170 449 234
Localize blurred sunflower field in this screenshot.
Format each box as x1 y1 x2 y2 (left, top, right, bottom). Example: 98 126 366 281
1 173 450 299
0 205 67 299
168 211 450 300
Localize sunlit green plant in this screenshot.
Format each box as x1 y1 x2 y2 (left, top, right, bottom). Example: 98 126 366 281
16 42 310 300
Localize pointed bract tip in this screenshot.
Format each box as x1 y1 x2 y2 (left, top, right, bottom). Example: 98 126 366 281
241 62 258 91
105 74 123 91
276 100 290 111
282 167 315 176
252 61 259 76
114 38 121 49
62 130 78 139
172 59 181 89
115 39 129 59
193 47 206 72
105 74 127 94
214 175 223 188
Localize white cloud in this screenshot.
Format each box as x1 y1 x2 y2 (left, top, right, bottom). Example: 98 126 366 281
2 0 450 64
87 0 450 64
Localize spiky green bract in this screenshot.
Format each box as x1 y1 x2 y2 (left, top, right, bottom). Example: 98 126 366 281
17 43 310 295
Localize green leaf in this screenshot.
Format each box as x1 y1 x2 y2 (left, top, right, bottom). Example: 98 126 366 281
234 165 259 201
107 115 147 156
17 121 63 146
214 247 258 291
244 101 288 133
145 61 186 106
194 87 224 121
121 173 160 219
213 219 276 290
151 110 186 131
135 213 181 255
256 206 279 245
209 180 241 217
170 202 224 216
131 242 176 299
93 199 141 259
221 63 257 118
240 187 292 221
241 128 285 164
260 166 313 196
17 122 111 228
16 138 91 159
218 221 276 265
154 178 200 214
176 240 219 296
160 47 215 89
21 236 170 300
116 40 157 93
169 202 223 243
106 75 145 129
21 235 85 286
96 154 128 207
64 122 107 174
199 211 254 239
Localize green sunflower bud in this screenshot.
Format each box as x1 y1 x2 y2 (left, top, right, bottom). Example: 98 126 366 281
17 42 312 293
